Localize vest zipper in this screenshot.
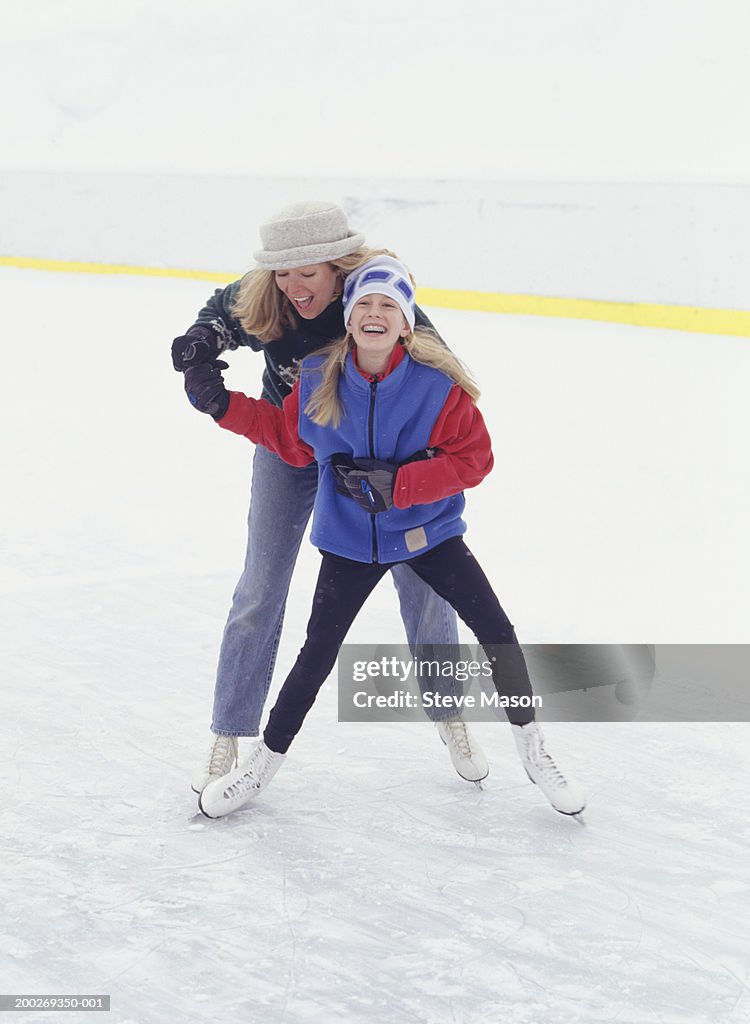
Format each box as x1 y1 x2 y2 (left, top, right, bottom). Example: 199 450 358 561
368 379 378 564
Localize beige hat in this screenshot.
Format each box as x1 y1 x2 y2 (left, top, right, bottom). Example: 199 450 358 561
253 201 366 270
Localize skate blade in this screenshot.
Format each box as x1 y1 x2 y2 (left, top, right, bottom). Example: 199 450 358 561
456 770 488 787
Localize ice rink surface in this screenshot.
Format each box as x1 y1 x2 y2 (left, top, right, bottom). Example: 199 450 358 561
2 267 750 1023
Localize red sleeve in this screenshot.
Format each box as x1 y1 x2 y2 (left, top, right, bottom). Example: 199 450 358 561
393 385 494 509
216 384 315 467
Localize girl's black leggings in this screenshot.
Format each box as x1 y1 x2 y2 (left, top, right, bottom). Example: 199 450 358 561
263 535 535 754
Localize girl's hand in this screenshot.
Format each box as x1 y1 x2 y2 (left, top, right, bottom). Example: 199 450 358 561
331 454 397 513
184 360 230 420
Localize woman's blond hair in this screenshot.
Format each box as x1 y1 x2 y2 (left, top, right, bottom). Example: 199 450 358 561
304 328 481 429
230 247 398 343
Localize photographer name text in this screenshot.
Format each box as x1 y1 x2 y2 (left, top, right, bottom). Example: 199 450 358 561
351 691 542 710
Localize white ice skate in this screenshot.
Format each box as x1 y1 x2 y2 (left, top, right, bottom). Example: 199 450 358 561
437 716 489 784
199 740 286 819
191 733 239 794
511 721 586 817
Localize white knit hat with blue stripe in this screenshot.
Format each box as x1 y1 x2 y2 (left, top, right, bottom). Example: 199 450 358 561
343 256 416 331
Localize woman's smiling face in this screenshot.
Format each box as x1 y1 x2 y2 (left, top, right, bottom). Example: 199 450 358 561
274 263 340 319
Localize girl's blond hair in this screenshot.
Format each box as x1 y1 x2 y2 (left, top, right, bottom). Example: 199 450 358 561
231 247 398 343
304 328 481 429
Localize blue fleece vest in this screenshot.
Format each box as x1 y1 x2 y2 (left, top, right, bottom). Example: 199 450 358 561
298 351 467 563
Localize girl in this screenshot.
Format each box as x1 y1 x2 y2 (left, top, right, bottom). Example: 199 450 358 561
185 255 586 819
173 202 487 793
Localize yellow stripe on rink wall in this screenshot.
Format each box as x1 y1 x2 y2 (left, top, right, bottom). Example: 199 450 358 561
417 288 750 339
0 255 236 283
2 255 749 338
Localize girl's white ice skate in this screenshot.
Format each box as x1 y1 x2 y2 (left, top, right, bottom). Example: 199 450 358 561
199 740 285 818
512 721 586 817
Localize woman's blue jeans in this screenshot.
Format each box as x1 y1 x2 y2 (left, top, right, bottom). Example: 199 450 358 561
211 446 460 735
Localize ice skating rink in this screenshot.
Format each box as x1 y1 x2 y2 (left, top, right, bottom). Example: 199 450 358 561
2 266 750 1023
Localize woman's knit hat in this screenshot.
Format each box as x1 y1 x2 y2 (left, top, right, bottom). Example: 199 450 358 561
253 201 365 270
343 255 416 331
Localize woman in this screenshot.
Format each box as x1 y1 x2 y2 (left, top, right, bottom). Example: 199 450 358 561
184 254 586 820
172 202 488 792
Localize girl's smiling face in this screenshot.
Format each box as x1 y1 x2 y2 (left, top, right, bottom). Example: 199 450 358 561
347 293 410 362
274 263 340 319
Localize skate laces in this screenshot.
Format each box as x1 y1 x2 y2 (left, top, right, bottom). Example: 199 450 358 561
534 749 567 789
223 744 278 799
443 718 473 758
523 729 567 790
207 735 238 775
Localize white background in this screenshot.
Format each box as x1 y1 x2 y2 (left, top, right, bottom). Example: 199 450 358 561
2 0 750 306
3 0 749 182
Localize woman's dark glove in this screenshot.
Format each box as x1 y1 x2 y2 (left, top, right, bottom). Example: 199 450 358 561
331 454 397 513
184 360 230 420
172 325 221 371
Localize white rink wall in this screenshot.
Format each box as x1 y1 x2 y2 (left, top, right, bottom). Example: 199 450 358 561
2 172 749 309
2 1 749 309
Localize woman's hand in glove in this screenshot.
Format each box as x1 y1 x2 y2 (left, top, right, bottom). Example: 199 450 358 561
171 326 221 371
